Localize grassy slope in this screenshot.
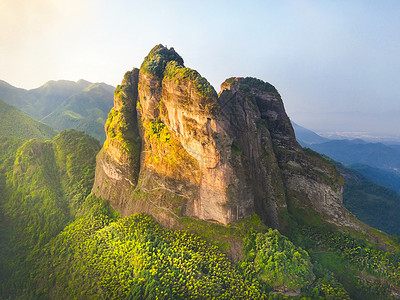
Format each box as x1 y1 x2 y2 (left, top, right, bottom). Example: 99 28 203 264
0 99 57 141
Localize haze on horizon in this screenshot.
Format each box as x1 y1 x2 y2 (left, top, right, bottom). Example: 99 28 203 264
1 0 399 139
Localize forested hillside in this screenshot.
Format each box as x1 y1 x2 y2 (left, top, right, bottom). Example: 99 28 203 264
0 130 101 297
1 132 399 299
338 164 400 235
0 99 57 141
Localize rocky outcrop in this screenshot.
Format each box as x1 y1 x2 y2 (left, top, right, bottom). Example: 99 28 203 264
93 70 141 216
93 44 354 229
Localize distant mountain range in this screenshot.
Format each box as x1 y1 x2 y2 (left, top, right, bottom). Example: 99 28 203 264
0 79 114 142
291 122 330 146
310 139 400 172
293 120 400 195
349 164 400 195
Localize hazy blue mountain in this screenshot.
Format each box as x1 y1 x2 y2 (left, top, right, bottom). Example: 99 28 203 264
349 164 400 195
292 121 330 146
310 139 400 172
0 79 114 142
0 99 57 141
293 123 400 196
389 144 400 151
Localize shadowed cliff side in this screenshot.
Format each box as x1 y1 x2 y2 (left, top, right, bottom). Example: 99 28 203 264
93 44 356 230
93 69 141 216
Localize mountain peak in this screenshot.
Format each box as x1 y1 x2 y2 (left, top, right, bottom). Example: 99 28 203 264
140 44 184 78
93 45 354 230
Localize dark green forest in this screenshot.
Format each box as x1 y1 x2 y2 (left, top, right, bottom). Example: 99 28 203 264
1 130 400 299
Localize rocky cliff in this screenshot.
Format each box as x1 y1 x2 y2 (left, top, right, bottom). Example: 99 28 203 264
93 44 354 229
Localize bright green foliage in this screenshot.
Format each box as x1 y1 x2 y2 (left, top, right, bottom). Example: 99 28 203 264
53 129 101 212
144 118 171 150
224 77 278 94
2 118 400 299
302 226 400 284
105 107 141 156
145 119 171 143
0 130 100 298
143 118 177 165
179 214 267 254
34 211 266 299
0 98 57 141
288 222 400 299
105 69 141 175
140 44 184 78
307 276 351 299
241 229 315 291
164 61 217 99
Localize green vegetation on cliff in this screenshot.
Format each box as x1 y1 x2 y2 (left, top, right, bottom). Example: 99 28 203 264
105 69 141 166
140 44 184 78
2 44 400 299
224 77 278 94
164 61 217 99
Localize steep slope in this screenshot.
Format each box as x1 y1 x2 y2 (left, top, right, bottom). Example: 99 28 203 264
0 99 57 141
41 83 114 142
93 44 352 230
0 130 101 297
0 79 91 119
336 163 400 235
292 123 400 197
2 45 400 299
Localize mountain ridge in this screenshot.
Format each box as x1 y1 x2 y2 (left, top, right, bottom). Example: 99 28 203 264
0 79 114 142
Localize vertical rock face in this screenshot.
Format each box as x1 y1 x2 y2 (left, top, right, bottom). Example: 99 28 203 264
136 46 249 224
93 44 353 228
93 69 141 216
218 78 291 228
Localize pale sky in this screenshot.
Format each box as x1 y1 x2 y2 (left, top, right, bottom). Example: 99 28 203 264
1 0 399 138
